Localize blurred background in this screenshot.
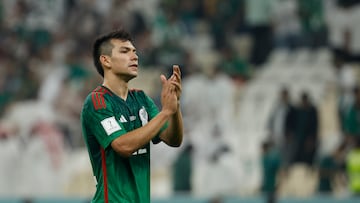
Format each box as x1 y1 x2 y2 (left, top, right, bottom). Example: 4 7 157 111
0 0 360 202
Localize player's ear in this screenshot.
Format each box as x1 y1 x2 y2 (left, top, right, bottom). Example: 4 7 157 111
100 55 111 68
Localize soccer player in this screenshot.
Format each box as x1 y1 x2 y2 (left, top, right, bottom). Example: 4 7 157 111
81 29 183 203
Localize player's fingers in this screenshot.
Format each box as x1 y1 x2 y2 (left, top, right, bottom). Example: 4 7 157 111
162 75 176 94
173 65 181 77
169 81 182 92
172 71 181 83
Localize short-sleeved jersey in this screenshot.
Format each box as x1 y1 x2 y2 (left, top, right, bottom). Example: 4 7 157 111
81 85 165 203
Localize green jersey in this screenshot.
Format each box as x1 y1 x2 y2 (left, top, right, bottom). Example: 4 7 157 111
81 85 164 203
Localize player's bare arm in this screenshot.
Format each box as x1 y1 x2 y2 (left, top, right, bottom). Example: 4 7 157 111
110 71 180 157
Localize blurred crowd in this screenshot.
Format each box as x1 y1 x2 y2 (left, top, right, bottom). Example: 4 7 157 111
0 0 360 200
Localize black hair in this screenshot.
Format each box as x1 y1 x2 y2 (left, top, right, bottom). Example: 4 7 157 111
92 29 133 77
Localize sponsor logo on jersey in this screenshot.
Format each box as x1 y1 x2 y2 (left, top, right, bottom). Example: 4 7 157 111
130 116 136 121
138 148 147 154
101 116 121 135
139 106 148 126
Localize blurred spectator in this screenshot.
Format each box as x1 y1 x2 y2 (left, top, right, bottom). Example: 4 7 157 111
343 86 360 146
261 140 281 203
0 100 66 196
218 45 251 82
54 78 88 149
297 0 328 49
177 0 202 34
180 21 215 79
152 2 188 46
19 120 65 196
346 137 360 195
172 143 194 194
182 64 234 131
326 0 360 63
0 59 22 116
182 64 236 166
272 0 302 51
198 143 239 197
317 143 347 194
267 87 297 168
106 0 148 36
293 91 319 167
245 0 275 67
29 121 65 170
31 44 68 106
333 56 358 136
0 121 20 195
151 38 188 71
202 0 244 49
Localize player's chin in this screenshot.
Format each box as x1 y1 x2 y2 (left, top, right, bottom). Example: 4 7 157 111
128 72 138 79
130 70 138 77
124 74 137 82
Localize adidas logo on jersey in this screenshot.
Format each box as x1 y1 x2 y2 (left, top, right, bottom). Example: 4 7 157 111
119 115 127 123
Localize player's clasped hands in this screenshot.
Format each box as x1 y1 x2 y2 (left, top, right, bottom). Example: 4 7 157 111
160 65 182 115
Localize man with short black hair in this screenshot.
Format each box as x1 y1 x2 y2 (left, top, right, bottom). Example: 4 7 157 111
81 29 183 203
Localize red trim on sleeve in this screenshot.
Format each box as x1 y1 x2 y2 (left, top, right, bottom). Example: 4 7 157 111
91 92 106 110
91 93 99 110
101 148 109 203
96 93 102 108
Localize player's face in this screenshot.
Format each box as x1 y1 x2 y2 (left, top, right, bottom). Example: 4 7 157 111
109 39 138 81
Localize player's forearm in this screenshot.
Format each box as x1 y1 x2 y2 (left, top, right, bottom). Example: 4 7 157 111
111 111 171 157
160 109 183 147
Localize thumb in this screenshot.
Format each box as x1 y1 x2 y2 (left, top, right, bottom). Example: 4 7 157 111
160 74 167 84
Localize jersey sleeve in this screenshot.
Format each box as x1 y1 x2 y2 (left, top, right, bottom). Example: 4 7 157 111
144 94 168 144
83 94 127 149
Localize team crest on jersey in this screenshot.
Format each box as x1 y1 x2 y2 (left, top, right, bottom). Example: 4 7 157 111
139 106 148 126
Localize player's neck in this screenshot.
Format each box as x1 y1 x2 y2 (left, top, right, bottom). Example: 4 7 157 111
102 78 129 100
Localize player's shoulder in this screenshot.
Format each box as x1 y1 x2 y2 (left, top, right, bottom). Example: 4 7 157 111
84 86 114 111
